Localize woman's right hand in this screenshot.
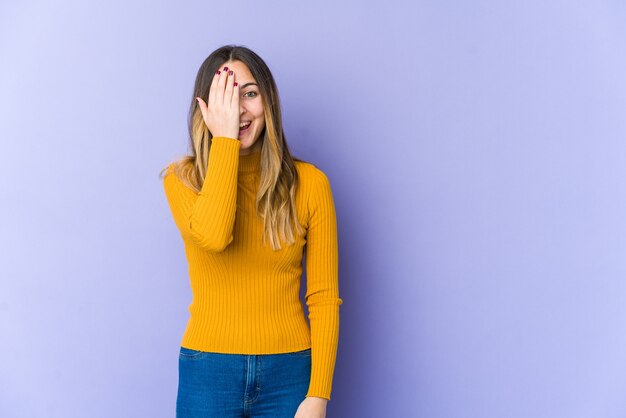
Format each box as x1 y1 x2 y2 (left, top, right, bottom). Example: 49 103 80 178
196 66 240 140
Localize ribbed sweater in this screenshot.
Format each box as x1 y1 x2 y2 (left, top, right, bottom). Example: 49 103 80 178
162 136 343 400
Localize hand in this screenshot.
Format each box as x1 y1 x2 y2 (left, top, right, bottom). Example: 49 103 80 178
294 396 327 418
196 66 240 140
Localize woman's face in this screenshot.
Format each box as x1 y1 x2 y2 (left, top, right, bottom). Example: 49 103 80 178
223 60 265 155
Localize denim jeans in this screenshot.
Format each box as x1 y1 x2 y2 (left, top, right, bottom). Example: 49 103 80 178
176 346 312 418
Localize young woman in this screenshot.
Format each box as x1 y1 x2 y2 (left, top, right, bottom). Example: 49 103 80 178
160 45 343 418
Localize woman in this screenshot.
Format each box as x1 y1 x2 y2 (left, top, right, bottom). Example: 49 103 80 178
160 45 343 418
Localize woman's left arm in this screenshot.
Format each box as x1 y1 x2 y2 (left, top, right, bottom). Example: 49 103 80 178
301 169 344 404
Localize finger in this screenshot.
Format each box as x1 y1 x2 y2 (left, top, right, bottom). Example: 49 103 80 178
216 66 228 106
196 96 207 119
208 70 220 109
231 80 239 108
225 70 234 107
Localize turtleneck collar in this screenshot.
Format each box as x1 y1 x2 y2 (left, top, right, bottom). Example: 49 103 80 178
238 148 261 174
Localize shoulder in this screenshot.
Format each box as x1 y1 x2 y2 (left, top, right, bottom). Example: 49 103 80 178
295 159 332 190
163 162 176 178
294 159 334 209
162 160 196 194
164 158 195 179
163 161 182 185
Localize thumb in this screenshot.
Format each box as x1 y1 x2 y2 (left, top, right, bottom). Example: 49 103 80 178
196 97 207 116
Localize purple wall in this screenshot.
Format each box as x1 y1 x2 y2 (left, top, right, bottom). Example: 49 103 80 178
2 1 626 417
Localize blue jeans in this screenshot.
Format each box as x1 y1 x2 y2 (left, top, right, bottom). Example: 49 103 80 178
176 346 312 418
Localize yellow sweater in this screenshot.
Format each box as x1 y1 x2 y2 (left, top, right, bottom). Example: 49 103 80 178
162 136 343 400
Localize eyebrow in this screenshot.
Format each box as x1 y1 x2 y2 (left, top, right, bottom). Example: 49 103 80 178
240 82 258 89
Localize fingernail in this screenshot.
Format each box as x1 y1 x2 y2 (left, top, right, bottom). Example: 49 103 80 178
223 66 229 71
234 82 238 87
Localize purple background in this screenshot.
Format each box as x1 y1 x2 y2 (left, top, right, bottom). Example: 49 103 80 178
2 1 626 417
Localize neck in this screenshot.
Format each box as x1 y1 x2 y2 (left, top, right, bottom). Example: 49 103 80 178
238 146 261 174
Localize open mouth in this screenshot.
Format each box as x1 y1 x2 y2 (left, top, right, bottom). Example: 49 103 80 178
239 121 252 132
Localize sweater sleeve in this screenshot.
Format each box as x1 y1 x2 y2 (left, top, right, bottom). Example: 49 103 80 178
162 136 241 252
304 169 344 401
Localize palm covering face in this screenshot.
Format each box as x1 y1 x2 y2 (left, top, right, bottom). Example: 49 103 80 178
197 66 241 140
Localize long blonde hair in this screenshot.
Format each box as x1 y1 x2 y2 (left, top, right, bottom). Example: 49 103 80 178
159 44 305 251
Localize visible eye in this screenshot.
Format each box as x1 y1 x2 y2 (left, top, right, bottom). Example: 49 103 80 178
244 91 257 97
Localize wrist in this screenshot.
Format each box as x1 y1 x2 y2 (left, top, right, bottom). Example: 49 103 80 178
212 134 239 141
306 396 329 403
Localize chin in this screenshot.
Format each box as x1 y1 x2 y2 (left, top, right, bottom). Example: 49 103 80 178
241 135 261 148
240 139 254 148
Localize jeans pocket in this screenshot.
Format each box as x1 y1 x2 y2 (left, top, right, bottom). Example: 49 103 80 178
179 346 208 359
285 348 311 357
